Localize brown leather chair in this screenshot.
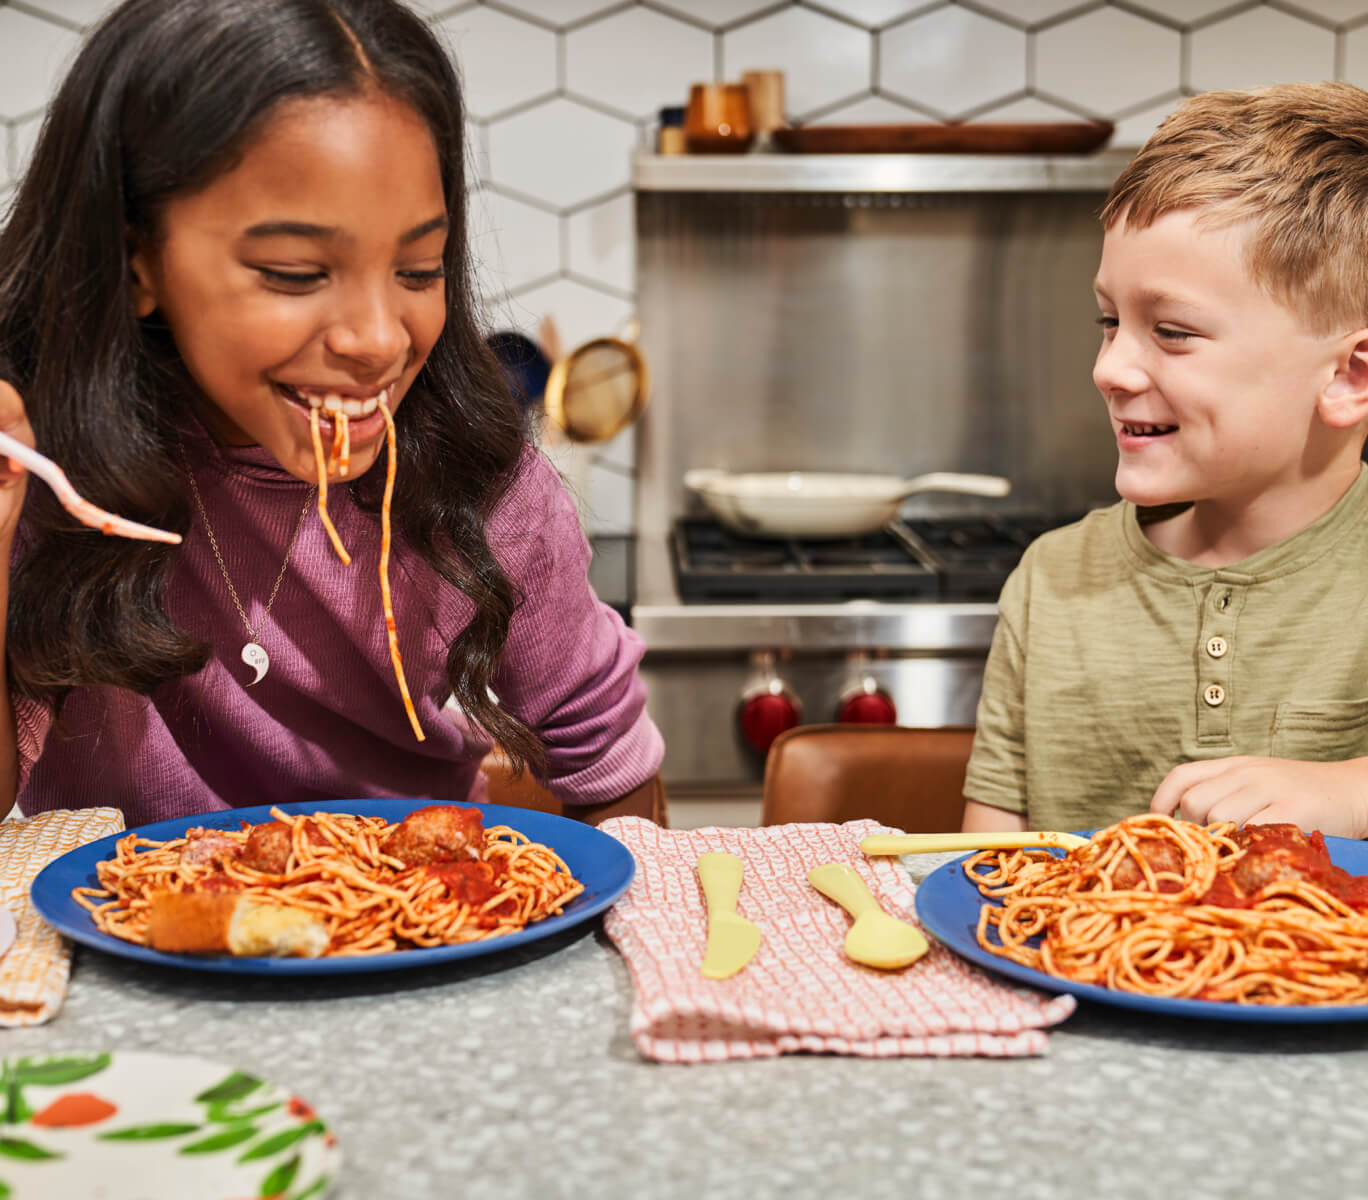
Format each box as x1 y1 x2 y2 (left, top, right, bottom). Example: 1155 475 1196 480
760 723 972 831
479 751 668 827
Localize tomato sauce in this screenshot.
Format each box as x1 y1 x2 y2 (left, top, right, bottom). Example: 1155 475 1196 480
426 859 499 906
1195 824 1368 910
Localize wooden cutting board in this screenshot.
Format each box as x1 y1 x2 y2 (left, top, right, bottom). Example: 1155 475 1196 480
771 120 1114 155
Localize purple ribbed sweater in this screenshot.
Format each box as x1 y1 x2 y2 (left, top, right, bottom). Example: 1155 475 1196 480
16 429 663 824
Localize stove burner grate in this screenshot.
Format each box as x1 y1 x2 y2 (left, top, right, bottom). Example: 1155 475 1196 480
671 513 1085 603
671 519 937 603
899 513 1086 599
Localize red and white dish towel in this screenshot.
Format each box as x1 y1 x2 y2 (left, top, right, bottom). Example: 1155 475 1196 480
598 817 1076 1062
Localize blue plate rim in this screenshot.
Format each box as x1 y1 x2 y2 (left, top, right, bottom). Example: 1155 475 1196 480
913 832 1368 1023
30 799 634 976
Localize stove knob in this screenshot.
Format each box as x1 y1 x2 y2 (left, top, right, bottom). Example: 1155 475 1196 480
837 683 897 726
738 689 801 753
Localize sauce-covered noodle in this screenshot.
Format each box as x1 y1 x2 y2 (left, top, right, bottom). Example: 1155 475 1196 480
966 813 1368 1005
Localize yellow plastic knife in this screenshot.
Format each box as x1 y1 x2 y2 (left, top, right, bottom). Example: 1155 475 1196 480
859 830 1089 856
697 852 762 980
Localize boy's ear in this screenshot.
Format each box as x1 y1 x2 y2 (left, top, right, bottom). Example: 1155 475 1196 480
126 234 158 318
1320 332 1368 429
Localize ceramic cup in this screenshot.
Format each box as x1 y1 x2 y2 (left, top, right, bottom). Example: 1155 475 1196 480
742 70 786 147
685 83 754 154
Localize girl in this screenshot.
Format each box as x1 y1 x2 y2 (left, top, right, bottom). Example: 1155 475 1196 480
0 0 663 825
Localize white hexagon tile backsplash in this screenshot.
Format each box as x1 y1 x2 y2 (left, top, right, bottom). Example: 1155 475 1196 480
9 0 1368 531
880 7 1028 118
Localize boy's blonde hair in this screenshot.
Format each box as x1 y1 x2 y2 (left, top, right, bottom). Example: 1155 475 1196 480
1101 82 1368 335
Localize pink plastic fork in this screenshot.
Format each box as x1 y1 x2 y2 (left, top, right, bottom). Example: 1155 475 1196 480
0 428 181 544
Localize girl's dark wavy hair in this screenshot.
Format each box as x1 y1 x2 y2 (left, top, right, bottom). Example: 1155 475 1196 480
0 0 546 774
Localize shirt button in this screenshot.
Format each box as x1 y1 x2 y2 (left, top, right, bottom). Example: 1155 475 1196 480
1215 593 1231 611
1206 636 1228 658
1203 683 1226 707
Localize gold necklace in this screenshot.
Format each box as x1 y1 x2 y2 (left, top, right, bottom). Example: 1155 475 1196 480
179 444 316 687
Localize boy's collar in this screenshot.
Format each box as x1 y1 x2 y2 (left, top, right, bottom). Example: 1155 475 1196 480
1123 465 1368 578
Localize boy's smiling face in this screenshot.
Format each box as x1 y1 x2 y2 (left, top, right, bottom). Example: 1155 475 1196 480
1092 208 1368 559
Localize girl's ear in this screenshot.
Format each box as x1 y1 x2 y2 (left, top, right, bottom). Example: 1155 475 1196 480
127 235 158 318
1320 332 1368 429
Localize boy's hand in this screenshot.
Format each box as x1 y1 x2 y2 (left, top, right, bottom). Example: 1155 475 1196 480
0 380 33 542
1150 755 1368 839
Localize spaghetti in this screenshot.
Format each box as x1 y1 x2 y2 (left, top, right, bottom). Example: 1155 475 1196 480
308 399 421 740
328 409 351 478
308 406 351 565
73 804 584 956
376 393 423 741
965 813 1368 1006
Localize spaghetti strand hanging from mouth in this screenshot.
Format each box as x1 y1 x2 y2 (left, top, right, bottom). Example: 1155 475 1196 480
309 406 351 565
378 394 424 742
304 398 421 741
328 410 351 479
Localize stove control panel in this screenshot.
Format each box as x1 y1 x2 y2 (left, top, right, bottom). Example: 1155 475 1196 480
652 647 984 786
736 651 903 753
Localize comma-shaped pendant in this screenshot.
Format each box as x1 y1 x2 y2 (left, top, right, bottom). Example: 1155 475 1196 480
241 641 269 687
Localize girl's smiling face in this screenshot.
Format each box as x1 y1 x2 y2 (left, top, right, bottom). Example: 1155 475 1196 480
1092 208 1367 558
130 88 448 483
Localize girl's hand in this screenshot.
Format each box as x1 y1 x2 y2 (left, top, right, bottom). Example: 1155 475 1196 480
1150 755 1368 839
0 381 33 542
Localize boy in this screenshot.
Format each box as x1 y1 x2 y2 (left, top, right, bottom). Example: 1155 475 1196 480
962 82 1368 838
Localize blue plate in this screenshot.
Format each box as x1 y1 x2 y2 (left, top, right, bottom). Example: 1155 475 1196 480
30 799 634 976
914 833 1368 1023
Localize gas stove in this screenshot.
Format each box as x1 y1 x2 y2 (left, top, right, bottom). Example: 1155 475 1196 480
633 511 1087 791
670 518 938 603
670 513 1082 604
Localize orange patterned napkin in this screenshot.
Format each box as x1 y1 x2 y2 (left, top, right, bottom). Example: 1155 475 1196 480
0 808 124 1026
598 817 1076 1062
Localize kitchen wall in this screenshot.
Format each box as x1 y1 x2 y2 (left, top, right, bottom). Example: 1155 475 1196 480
5 0 1368 534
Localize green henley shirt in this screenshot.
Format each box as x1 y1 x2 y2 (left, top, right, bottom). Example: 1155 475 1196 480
964 467 1368 832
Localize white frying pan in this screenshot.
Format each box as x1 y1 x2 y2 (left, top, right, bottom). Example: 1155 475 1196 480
683 468 1011 539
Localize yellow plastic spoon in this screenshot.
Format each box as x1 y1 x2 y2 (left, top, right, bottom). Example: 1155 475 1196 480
807 863 929 970
859 831 1089 856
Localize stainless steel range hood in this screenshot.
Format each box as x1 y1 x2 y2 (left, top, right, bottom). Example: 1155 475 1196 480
632 151 1130 548
629 150 1129 792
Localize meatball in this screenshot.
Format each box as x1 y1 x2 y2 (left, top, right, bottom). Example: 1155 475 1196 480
1109 839 1186 892
1229 824 1326 893
239 821 293 874
381 805 484 867
238 819 328 875
180 829 243 869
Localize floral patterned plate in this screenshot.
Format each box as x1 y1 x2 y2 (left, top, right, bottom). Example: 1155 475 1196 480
0 1050 339 1199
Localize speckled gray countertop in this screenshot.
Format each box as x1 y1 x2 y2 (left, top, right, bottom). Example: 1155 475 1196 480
14 853 1368 1200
